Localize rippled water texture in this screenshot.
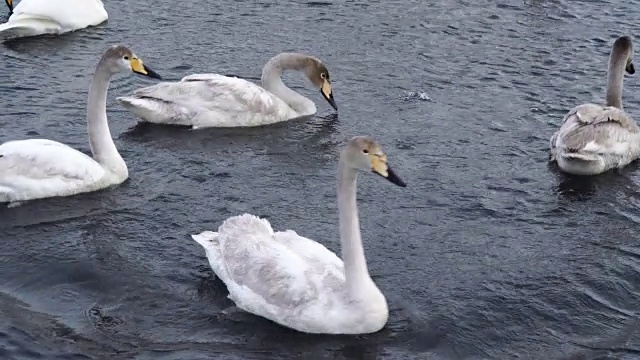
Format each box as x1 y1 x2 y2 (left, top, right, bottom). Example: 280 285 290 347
1 0 640 359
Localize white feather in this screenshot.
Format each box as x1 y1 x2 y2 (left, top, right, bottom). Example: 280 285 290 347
191 137 401 334
117 52 338 129
0 139 122 203
191 213 386 335
0 45 162 205
0 0 107 41
118 74 303 128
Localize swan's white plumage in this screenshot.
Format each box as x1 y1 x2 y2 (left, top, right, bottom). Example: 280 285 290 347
192 214 387 334
192 137 400 334
550 104 640 175
0 139 117 203
117 74 302 129
0 0 107 40
0 45 162 205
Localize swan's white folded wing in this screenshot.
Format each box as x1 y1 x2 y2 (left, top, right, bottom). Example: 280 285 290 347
558 104 600 126
216 214 342 314
554 104 640 156
10 0 108 29
563 104 637 129
180 73 239 82
0 139 105 197
136 74 282 114
273 229 344 272
0 0 107 41
119 74 295 128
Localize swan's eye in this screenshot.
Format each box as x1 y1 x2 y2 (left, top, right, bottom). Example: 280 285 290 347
123 56 129 60
320 72 326 79
362 149 369 154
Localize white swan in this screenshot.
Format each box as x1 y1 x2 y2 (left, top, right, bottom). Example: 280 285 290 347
191 136 406 334
0 0 107 41
117 52 338 129
550 35 640 176
0 45 162 205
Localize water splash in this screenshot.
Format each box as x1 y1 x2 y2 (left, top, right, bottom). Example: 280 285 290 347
400 91 433 102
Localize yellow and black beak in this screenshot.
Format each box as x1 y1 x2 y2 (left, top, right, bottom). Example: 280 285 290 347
5 0 12 15
320 79 338 111
129 57 162 80
626 61 635 75
370 155 406 187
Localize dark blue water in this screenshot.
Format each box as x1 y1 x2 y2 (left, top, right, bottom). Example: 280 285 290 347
1 0 640 359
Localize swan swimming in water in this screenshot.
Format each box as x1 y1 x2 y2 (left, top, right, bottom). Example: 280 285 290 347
192 136 406 334
0 45 162 206
550 35 640 176
117 52 338 129
0 0 108 41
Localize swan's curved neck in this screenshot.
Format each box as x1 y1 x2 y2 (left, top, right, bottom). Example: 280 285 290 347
337 159 372 297
87 64 126 174
606 52 627 109
261 53 316 116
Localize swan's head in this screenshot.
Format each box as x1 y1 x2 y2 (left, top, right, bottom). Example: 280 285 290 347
100 45 163 80
306 60 338 111
612 36 635 75
342 136 406 187
5 0 12 14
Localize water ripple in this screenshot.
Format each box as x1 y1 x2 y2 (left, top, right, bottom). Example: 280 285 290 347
1 0 640 359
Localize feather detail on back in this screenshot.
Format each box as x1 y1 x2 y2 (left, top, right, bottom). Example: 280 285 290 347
118 75 302 128
0 139 114 203
550 104 640 175
191 213 357 333
0 0 107 40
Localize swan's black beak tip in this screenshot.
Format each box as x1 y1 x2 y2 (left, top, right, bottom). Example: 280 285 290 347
374 166 406 187
329 97 338 111
142 65 162 80
626 62 635 75
320 89 338 111
388 167 407 187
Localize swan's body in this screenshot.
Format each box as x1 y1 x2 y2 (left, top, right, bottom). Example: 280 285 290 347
0 45 161 205
0 139 117 203
550 36 640 175
192 136 406 334
118 52 337 129
0 0 107 41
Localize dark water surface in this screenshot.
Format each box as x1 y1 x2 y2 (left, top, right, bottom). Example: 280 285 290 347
1 0 640 358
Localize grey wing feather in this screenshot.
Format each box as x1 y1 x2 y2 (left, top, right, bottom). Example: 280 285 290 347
131 76 280 115
555 104 639 154
217 215 322 310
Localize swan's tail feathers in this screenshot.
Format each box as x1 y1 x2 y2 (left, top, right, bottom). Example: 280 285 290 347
0 18 61 41
556 151 606 175
117 96 148 108
191 231 220 248
117 96 190 126
560 152 600 162
117 96 160 122
0 187 21 207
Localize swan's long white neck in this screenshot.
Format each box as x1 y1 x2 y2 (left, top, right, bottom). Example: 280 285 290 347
337 159 373 298
87 63 127 175
606 52 627 109
261 53 317 116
